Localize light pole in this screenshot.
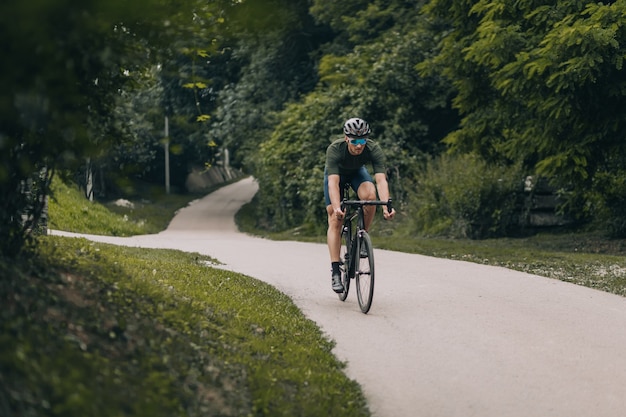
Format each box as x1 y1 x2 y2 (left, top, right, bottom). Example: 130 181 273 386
164 115 170 194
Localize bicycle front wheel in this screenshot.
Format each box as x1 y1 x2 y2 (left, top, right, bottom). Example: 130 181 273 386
338 228 351 301
356 231 374 313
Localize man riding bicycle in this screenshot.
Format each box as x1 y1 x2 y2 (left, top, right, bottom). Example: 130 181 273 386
324 117 396 293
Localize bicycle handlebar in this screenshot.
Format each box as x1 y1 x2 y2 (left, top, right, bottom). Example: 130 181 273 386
342 199 393 213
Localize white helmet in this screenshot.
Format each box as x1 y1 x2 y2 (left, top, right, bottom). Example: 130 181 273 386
343 117 371 138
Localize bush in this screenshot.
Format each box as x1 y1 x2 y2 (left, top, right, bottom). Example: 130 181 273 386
590 170 626 238
407 154 524 239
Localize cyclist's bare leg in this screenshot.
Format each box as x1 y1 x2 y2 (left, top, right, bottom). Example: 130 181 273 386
357 182 377 231
326 204 342 262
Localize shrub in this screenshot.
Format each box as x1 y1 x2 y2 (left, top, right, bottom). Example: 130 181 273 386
407 154 523 239
590 170 626 238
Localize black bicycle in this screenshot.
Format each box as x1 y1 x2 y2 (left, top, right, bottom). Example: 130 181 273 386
337 185 392 314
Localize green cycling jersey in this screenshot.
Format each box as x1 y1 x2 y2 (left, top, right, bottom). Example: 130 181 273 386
324 138 386 176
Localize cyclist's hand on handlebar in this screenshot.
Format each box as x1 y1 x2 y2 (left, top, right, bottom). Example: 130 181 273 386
383 207 396 220
334 206 345 221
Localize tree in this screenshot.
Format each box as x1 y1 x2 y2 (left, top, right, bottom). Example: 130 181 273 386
0 0 224 255
249 0 458 231
207 0 331 170
421 0 626 222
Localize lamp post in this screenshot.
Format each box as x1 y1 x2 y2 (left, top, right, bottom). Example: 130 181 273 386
164 116 170 194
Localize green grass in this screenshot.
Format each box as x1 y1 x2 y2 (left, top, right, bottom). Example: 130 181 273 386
373 228 626 297
48 177 202 235
2 179 371 417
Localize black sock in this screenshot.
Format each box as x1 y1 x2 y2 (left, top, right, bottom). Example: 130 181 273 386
331 262 340 274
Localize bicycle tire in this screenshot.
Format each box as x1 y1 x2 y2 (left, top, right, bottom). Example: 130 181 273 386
338 227 351 301
356 231 374 313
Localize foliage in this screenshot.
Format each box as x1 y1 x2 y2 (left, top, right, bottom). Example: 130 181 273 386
0 0 277 254
250 93 343 232
249 1 456 232
83 2 232 193
10 0 626 253
420 0 626 219
208 0 331 170
408 154 524 239
0 0 204 255
589 169 626 238
100 67 165 190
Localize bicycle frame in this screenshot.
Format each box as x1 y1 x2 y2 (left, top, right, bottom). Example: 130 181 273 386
338 184 392 313
341 186 392 229
341 198 389 273
340 204 360 278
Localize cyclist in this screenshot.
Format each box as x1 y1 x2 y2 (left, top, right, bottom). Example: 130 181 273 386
324 117 395 293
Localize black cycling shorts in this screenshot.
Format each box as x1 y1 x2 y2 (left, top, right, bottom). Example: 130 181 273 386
324 166 373 206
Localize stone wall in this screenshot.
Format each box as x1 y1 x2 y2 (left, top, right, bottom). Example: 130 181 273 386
185 166 244 193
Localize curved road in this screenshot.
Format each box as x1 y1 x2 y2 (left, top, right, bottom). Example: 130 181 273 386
53 177 626 417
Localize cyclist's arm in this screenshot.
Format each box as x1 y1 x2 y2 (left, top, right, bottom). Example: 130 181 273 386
374 172 395 219
327 174 344 214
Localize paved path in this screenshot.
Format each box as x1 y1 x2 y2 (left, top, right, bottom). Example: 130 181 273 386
52 177 626 417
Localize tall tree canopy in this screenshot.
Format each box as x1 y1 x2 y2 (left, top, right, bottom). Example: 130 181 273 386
7 0 626 248
247 0 457 231
421 0 626 216
0 0 226 254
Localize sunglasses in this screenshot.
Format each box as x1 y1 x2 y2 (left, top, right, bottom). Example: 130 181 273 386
349 138 367 145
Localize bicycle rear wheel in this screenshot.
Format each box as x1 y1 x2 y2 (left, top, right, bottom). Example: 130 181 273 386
356 231 374 313
338 228 351 301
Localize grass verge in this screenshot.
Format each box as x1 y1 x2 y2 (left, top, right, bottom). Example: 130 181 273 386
49 177 209 235
374 232 626 297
